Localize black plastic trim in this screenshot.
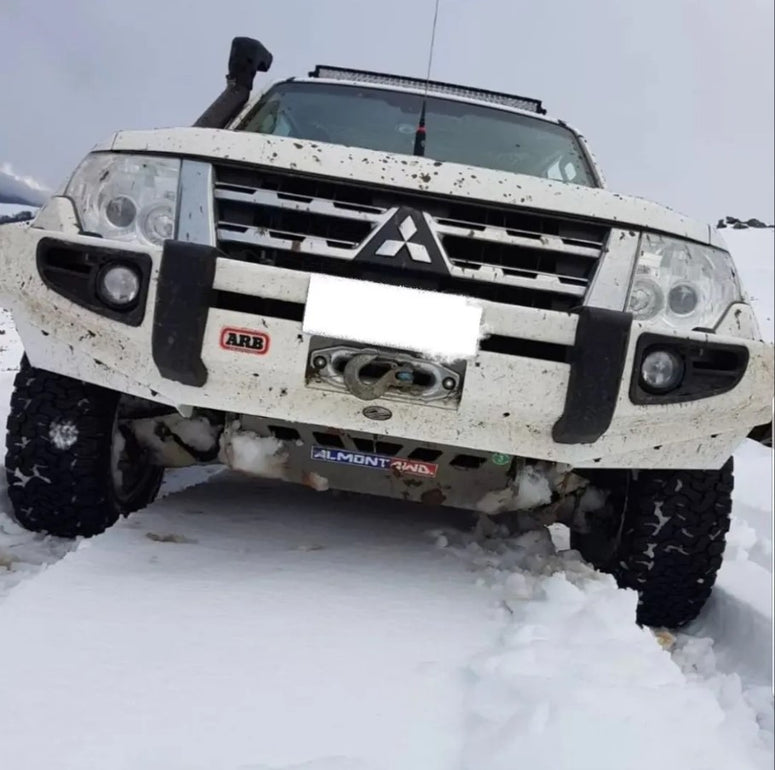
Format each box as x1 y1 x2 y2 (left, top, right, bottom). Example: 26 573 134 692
629 333 749 405
479 335 570 363
748 421 773 447
552 307 632 444
152 240 217 387
36 238 152 327
211 290 305 322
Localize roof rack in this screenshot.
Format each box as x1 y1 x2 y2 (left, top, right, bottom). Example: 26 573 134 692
308 65 546 115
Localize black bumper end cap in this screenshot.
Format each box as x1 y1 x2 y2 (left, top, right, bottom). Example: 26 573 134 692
552 306 632 445
152 239 218 388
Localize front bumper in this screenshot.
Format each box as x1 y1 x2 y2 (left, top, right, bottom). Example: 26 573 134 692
1 215 771 470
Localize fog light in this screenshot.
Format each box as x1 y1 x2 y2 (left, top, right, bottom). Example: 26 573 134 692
640 349 684 392
98 264 141 307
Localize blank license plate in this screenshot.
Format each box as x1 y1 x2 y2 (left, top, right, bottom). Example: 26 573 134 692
302 274 482 360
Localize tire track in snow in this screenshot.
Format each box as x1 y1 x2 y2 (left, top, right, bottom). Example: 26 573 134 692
0 512 74 600
433 525 772 769
0 478 770 769
0 466 223 602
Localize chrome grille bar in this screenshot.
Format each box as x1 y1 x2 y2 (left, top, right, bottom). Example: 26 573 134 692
212 163 610 307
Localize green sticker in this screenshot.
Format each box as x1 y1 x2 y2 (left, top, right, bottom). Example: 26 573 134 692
491 453 511 466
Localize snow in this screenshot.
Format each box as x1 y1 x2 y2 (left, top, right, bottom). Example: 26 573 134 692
219 422 288 477
0 232 772 768
49 418 79 450
0 202 36 218
303 273 484 360
476 462 585 516
0 475 771 770
512 464 554 509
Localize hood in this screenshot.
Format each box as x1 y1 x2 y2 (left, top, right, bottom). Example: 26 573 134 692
102 128 714 246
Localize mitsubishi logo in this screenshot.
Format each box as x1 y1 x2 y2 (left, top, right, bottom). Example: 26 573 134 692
354 206 448 275
374 214 431 263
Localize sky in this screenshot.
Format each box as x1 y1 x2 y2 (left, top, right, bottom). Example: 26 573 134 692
0 0 772 224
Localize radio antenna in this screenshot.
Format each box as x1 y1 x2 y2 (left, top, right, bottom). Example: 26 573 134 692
413 0 441 157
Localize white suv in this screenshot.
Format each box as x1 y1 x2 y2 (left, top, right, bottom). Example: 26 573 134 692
1 37 771 628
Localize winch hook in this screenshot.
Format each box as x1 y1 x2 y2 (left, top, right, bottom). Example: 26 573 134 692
343 351 414 401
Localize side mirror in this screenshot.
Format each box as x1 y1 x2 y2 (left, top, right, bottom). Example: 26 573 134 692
194 37 273 129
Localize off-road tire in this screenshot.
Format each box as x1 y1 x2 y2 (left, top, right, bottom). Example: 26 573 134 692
4 359 163 538
571 460 734 628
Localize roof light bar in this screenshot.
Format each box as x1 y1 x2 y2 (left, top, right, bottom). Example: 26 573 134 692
309 65 546 115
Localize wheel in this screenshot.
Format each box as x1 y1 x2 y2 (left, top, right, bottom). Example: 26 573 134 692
4 359 164 538
571 459 734 628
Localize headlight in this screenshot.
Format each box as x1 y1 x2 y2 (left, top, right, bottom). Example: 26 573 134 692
626 233 742 331
66 153 180 246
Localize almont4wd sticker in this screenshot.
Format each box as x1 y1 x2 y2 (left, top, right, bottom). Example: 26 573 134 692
311 446 439 478
220 327 270 355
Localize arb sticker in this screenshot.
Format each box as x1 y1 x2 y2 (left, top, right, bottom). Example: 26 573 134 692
311 446 438 478
220 327 270 355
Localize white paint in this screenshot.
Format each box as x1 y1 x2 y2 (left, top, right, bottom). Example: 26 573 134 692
0 157 771 471
29 196 80 234
723 229 775 344
303 274 484 361
108 129 714 244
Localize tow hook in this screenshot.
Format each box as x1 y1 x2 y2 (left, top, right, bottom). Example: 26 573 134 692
343 351 416 401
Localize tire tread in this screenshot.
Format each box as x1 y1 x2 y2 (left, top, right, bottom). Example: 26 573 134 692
5 360 159 538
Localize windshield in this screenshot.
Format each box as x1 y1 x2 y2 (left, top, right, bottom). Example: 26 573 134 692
239 81 598 187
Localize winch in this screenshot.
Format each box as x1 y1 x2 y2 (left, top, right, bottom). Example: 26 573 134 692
306 341 465 404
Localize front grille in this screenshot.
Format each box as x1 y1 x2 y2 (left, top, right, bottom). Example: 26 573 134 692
213 164 609 312
211 289 571 364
